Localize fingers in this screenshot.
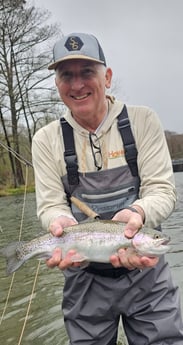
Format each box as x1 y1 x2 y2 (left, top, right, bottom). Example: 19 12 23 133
46 216 79 270
46 248 81 270
46 248 62 268
111 209 158 270
57 250 80 270
49 216 77 236
110 248 159 270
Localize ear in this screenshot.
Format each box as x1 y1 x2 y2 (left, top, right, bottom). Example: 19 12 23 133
105 68 112 89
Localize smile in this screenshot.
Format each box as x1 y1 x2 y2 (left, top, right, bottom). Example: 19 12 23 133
72 93 90 100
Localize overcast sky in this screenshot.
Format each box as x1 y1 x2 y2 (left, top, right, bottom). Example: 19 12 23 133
34 0 183 133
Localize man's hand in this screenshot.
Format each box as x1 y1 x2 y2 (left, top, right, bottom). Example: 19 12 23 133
110 208 159 270
46 216 81 270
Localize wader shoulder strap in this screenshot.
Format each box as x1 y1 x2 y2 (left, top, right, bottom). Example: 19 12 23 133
60 117 79 185
117 105 139 176
60 104 138 186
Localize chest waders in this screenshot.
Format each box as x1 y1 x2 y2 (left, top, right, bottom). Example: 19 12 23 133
60 107 183 345
60 105 140 276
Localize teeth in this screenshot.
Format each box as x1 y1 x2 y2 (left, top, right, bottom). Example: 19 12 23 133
74 94 88 100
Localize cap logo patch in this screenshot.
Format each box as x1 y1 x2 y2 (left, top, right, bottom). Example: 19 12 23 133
65 36 83 51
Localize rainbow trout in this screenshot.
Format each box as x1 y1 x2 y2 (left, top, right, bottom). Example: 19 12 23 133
0 219 170 275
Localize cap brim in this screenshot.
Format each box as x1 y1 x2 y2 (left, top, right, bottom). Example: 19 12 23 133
48 55 105 70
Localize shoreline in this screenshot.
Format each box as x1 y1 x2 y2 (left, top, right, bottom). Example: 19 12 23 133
0 186 35 197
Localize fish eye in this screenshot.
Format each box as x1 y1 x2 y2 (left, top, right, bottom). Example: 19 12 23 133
154 234 160 239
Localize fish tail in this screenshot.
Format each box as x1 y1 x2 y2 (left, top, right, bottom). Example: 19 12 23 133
0 242 26 275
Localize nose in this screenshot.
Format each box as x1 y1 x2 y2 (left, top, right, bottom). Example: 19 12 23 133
70 75 85 91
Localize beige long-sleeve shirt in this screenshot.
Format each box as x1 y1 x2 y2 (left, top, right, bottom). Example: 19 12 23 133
32 98 176 230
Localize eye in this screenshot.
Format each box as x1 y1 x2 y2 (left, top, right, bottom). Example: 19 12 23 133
60 71 73 81
154 234 160 239
82 68 95 78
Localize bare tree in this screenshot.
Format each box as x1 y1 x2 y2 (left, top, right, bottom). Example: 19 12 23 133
0 0 62 187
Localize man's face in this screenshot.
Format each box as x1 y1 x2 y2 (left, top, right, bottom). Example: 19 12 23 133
55 60 112 121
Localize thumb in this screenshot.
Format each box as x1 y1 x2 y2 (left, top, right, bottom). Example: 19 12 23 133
124 216 143 239
50 224 63 237
124 226 138 239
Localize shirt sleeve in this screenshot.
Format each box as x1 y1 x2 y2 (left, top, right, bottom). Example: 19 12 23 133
130 106 176 228
32 125 74 230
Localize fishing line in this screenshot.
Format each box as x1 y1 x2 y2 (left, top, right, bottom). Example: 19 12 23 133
0 140 33 167
0 272 16 326
0 144 41 344
18 164 29 241
17 261 41 345
17 167 42 344
0 166 29 326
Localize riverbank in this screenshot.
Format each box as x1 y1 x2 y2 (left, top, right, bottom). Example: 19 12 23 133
172 159 183 172
0 185 35 197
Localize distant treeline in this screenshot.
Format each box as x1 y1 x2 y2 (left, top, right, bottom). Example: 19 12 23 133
165 131 183 159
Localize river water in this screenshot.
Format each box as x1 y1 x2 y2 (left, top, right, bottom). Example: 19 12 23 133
0 172 183 345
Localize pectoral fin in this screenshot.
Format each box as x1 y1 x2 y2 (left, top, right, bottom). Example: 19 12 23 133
70 253 89 263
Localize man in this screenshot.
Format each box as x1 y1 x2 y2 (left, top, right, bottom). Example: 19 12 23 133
32 33 183 345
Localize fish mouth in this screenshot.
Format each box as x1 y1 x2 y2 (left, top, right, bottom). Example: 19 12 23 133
132 236 171 257
155 237 170 247
161 238 170 245
151 238 170 253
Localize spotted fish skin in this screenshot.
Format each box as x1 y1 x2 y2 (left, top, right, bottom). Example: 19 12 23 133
0 219 170 275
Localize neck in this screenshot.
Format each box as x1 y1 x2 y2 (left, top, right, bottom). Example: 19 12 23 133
72 100 109 132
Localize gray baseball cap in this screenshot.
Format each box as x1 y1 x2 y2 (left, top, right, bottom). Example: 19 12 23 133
48 33 106 70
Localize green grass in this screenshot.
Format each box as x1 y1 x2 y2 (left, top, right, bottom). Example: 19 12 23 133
0 185 35 197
